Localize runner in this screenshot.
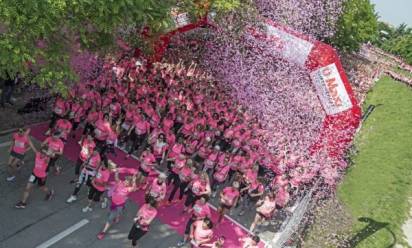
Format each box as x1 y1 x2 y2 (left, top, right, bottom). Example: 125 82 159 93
145 174 167 204
217 181 240 223
177 196 211 247
239 235 260 248
189 217 214 247
15 144 54 209
82 161 112 212
66 150 101 203
183 171 211 212
6 128 34 182
97 168 137 240
249 191 277 232
41 131 64 175
127 198 158 247
71 134 95 183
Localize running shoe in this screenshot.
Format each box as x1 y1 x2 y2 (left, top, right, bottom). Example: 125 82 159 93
177 240 187 247
101 197 108 209
97 232 106 240
45 189 55 201
15 201 27 209
6 176 16 182
82 206 93 213
66 195 77 203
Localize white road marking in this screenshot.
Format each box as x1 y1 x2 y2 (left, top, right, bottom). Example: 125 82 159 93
0 141 12 148
35 219 89 248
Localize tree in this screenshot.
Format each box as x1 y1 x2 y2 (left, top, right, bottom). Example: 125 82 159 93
0 0 240 94
330 0 378 52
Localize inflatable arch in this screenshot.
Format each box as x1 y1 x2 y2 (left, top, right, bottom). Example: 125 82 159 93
144 14 361 165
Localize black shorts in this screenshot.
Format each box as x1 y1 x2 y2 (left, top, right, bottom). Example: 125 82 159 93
221 203 233 210
184 217 195 235
28 173 47 186
128 223 148 241
139 167 149 177
257 212 270 220
88 184 104 202
10 151 25 160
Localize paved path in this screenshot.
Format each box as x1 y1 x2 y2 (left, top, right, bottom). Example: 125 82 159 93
0 135 182 248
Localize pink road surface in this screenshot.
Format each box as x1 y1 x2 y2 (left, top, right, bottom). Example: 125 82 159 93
30 123 265 248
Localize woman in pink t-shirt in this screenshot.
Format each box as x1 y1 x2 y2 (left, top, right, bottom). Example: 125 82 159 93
167 161 194 205
66 150 101 204
7 128 34 182
98 168 137 240
55 118 73 142
184 172 211 211
177 196 211 247
189 218 214 247
81 105 99 138
72 134 96 183
218 181 240 223
211 156 231 197
137 147 156 188
15 144 54 209
146 174 167 203
128 198 158 247
239 235 260 248
46 96 68 135
82 163 112 212
250 191 277 232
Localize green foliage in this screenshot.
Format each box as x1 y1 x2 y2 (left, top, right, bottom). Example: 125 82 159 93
0 0 179 94
375 22 412 65
338 76 412 247
330 0 378 52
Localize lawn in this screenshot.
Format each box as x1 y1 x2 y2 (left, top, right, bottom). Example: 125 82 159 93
338 76 412 247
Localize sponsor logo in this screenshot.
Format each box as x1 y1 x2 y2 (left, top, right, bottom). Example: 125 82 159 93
310 63 353 115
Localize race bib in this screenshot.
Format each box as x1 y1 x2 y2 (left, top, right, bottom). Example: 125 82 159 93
54 107 63 114
81 147 90 157
121 123 130 130
15 141 25 148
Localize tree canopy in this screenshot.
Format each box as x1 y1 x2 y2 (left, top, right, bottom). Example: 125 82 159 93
0 0 239 93
330 0 378 52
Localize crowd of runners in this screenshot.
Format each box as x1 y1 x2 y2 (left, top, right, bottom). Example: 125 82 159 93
4 57 299 247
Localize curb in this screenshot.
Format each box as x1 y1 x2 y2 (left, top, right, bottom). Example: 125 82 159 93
0 121 49 136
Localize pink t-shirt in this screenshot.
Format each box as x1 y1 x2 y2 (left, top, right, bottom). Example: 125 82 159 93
178 166 193 182
192 200 211 219
257 197 277 218
53 98 67 116
79 139 95 161
134 119 150 135
191 179 207 196
45 137 64 154
33 152 49 178
56 119 72 140
111 181 132 205
140 151 155 172
94 119 111 141
86 153 101 169
213 165 230 183
93 167 110 191
221 187 239 206
242 237 259 248
136 204 158 231
168 143 183 159
171 157 186 174
12 133 29 154
192 221 213 244
276 187 290 208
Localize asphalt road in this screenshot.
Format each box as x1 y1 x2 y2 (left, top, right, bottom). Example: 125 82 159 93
0 133 282 248
0 134 182 248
